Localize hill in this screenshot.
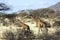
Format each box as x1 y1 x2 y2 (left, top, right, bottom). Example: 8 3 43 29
49 2 60 11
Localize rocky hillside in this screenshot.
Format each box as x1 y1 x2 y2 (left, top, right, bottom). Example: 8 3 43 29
49 2 60 11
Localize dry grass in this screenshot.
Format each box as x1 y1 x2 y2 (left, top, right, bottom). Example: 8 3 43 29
0 17 60 40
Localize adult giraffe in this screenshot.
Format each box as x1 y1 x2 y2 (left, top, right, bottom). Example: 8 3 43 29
29 15 48 34
15 19 31 37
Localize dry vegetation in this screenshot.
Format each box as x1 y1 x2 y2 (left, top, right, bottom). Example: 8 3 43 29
0 8 60 40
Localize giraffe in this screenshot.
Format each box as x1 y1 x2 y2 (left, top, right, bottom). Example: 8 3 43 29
15 19 30 31
29 15 45 27
29 15 48 34
15 19 31 37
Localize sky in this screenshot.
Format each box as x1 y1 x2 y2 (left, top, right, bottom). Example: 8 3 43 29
0 0 60 13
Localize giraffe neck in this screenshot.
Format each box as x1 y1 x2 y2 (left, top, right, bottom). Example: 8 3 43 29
31 16 45 28
16 19 30 30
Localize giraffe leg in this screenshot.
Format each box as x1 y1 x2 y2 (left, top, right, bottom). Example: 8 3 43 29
24 28 31 38
38 28 43 36
24 29 29 38
43 25 48 36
